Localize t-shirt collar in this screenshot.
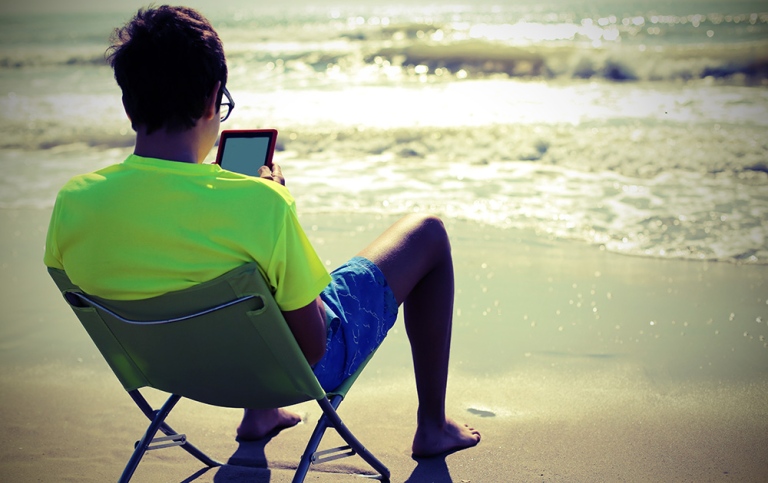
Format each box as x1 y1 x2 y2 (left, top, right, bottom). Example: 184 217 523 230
124 154 222 174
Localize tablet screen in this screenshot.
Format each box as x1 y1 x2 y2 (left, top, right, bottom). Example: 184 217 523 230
215 129 277 176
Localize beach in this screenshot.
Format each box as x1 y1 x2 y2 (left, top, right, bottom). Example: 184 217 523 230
2 208 766 482
2 0 768 480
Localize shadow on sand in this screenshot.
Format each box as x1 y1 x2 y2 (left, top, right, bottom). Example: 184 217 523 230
204 436 274 483
405 456 453 483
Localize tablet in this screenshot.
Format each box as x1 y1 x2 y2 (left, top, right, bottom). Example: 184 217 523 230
215 129 278 176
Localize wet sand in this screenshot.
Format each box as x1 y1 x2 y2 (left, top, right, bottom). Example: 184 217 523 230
1 208 767 482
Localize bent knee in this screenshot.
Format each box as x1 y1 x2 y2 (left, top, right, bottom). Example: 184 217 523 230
403 213 451 252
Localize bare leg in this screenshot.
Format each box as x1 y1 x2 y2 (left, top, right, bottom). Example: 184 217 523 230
357 214 480 457
236 408 302 441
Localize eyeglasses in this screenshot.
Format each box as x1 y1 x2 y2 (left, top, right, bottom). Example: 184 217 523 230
220 86 235 122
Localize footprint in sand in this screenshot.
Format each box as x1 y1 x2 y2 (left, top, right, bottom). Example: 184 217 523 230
467 407 496 417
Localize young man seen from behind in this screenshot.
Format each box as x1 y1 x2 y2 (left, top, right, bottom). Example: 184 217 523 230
44 5 480 458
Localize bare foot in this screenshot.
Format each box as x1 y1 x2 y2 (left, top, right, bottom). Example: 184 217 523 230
236 408 302 441
411 418 481 458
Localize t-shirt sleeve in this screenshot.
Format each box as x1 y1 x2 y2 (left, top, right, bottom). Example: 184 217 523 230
266 202 331 311
43 192 64 269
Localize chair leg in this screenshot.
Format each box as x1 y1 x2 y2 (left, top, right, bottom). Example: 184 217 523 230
119 393 182 482
294 402 331 483
121 391 223 482
293 395 390 483
129 390 223 468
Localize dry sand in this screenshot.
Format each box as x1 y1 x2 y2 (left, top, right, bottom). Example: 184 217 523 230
1 208 767 482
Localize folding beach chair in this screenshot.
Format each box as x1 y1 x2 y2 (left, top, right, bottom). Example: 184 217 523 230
48 263 389 483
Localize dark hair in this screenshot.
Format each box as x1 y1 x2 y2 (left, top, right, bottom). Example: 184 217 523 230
106 5 227 134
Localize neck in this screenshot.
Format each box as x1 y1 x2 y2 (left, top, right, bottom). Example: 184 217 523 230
133 126 203 164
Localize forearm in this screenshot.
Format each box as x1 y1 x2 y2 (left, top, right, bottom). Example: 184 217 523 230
282 296 327 365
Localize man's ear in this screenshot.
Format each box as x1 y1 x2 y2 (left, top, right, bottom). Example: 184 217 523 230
203 80 222 121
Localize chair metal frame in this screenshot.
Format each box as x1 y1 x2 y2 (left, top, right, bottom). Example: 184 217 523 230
51 266 390 483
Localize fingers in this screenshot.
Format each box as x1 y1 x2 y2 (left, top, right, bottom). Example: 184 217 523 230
257 164 285 185
257 165 270 178
271 163 284 184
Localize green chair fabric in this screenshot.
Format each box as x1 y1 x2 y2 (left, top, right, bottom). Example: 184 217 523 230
48 263 389 482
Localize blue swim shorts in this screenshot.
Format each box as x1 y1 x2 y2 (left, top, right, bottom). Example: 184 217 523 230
312 256 399 392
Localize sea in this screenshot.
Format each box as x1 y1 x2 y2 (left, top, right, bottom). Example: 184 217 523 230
1 0 767 264
1 5 767 476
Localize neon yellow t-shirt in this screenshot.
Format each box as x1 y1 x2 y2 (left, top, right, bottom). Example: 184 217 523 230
44 154 330 310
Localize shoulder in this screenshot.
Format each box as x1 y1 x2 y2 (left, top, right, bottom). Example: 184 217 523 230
56 164 124 197
215 169 296 206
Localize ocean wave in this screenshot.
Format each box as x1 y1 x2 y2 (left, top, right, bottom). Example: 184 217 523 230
0 52 107 69
7 122 765 179
366 39 768 83
274 123 768 180
3 121 766 265
5 11 768 86
279 126 768 264
221 34 768 84
280 122 768 265
0 126 133 151
10 39 767 85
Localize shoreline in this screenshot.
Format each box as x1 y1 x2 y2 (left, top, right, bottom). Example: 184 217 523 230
1 207 766 482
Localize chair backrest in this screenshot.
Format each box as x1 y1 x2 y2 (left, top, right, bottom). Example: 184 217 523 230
48 263 327 409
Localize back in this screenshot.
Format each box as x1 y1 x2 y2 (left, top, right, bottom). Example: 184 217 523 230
49 262 326 408
44 154 330 310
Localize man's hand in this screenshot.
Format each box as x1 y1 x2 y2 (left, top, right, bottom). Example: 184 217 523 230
258 164 285 185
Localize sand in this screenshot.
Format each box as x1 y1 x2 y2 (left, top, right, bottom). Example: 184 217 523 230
1 207 767 482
